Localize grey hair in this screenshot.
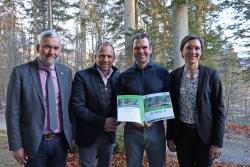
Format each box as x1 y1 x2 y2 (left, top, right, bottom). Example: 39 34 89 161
39 30 61 44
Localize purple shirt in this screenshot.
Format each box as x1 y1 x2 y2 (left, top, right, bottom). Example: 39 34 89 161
38 60 62 134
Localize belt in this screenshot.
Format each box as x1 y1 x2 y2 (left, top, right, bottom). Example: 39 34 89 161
180 122 196 129
43 132 62 141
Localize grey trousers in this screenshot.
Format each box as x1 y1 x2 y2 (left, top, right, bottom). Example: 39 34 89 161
78 133 115 167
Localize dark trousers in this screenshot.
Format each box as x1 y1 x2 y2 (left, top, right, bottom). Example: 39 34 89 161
124 122 166 167
25 134 68 167
176 124 213 167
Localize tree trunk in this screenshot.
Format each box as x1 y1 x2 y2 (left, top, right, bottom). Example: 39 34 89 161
32 0 38 45
48 0 53 30
172 1 188 69
80 0 87 69
151 0 161 64
124 0 136 67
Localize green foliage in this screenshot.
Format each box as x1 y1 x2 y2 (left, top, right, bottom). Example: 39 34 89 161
201 31 225 68
3 0 14 6
217 0 250 53
137 0 172 68
172 0 188 6
187 0 225 68
239 57 250 82
114 124 125 153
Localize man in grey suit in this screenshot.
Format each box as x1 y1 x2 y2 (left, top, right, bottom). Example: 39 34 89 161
5 30 73 167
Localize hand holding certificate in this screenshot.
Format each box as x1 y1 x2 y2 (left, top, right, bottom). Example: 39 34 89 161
117 92 174 124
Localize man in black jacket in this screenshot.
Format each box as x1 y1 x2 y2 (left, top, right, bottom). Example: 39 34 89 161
71 42 119 167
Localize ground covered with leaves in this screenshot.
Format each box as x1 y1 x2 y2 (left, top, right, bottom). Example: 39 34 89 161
0 123 249 167
66 124 250 167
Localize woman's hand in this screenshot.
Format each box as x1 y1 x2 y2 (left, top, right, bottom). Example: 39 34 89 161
209 145 222 159
167 140 176 152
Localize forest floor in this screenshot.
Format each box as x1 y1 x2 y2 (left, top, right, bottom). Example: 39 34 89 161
164 124 250 167
0 124 249 167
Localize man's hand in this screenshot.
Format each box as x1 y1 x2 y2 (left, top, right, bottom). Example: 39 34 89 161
209 145 222 159
134 122 144 128
134 121 153 128
143 121 152 128
167 140 176 152
13 148 28 165
104 117 117 132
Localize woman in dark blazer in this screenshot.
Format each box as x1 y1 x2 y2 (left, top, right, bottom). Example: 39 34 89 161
167 35 225 167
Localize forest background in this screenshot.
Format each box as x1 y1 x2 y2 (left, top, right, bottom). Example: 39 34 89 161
0 0 249 166
0 0 249 125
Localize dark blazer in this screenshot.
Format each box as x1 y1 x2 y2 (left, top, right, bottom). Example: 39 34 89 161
5 59 73 158
71 65 119 147
167 64 225 147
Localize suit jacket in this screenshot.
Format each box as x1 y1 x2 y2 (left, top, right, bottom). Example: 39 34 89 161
5 59 73 158
167 64 225 147
71 64 119 147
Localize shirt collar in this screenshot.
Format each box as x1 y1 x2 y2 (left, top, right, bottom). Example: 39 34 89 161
96 66 113 79
132 60 154 70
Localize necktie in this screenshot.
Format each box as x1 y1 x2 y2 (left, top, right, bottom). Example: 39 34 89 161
45 69 57 132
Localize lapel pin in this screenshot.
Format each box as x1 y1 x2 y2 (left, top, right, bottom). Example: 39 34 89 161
61 72 64 75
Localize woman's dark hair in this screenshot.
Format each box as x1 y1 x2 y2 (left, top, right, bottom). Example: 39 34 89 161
180 35 204 51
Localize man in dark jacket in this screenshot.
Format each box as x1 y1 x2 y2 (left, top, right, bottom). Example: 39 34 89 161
6 30 73 167
71 42 119 167
117 33 170 167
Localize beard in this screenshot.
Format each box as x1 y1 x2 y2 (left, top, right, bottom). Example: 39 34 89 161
38 54 57 67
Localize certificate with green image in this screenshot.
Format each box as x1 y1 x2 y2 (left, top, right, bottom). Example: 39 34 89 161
117 92 174 124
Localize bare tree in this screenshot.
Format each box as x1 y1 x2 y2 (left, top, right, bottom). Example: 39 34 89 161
79 0 87 70
124 0 136 67
48 0 52 29
172 0 188 69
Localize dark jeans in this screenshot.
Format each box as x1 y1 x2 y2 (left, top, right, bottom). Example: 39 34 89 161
124 122 166 167
25 135 68 167
78 133 114 167
176 124 213 167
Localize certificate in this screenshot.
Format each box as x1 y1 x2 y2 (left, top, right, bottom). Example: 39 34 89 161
117 92 174 124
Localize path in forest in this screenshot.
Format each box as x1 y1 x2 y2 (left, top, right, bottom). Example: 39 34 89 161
166 129 250 166
0 115 6 130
